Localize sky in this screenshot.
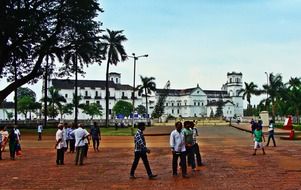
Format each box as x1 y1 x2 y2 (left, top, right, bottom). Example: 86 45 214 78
2 0 301 107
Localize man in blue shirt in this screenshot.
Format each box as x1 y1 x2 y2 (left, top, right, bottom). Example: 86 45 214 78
130 122 157 179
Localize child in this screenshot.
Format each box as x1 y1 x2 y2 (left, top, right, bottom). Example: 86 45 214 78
253 124 266 155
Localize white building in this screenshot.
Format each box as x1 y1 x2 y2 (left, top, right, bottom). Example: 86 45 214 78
0 72 244 120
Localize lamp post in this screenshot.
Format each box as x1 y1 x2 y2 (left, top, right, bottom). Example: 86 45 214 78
265 72 269 110
126 53 148 134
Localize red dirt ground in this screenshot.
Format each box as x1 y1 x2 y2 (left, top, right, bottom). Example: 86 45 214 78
1 126 301 190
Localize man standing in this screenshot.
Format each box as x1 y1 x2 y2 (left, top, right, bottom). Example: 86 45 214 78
183 121 196 171
130 122 157 179
71 123 89 166
55 123 65 165
191 121 203 167
0 128 2 160
37 123 43 141
90 122 101 152
170 121 188 178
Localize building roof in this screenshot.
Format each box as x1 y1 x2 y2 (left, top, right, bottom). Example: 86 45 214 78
0 101 15 109
157 87 230 97
206 100 234 107
204 90 230 98
52 79 133 90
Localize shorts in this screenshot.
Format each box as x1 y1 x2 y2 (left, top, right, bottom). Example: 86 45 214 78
254 141 263 149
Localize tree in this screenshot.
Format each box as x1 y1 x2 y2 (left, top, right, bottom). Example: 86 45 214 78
82 103 103 119
5 111 13 120
136 105 147 115
61 103 74 119
101 29 127 127
17 87 36 101
17 96 35 119
112 100 133 117
238 82 261 109
215 100 224 117
286 77 301 124
0 0 104 104
46 87 66 119
136 76 156 116
263 73 285 121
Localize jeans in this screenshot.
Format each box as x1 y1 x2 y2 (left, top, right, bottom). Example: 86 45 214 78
186 146 196 169
56 148 65 165
193 143 203 166
69 139 75 153
267 133 276 146
130 151 153 176
0 145 2 159
75 146 85 165
92 138 100 150
172 151 187 176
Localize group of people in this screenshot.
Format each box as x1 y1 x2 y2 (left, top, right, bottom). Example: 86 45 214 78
0 126 21 160
250 118 276 156
54 122 101 166
129 120 204 179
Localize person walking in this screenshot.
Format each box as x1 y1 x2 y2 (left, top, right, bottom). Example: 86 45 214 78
130 122 157 180
90 122 101 152
170 121 188 178
183 121 196 171
1 126 8 152
55 123 65 165
266 120 276 147
253 123 266 155
71 123 89 165
37 123 43 141
191 121 203 167
9 128 18 160
67 124 75 153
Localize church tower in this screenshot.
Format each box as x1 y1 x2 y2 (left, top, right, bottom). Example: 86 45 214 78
222 72 244 117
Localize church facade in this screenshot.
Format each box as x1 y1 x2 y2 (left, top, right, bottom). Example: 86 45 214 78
47 72 244 120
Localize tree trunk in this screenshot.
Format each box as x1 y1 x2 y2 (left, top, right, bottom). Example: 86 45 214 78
145 88 148 116
74 54 78 126
105 55 110 128
44 55 48 128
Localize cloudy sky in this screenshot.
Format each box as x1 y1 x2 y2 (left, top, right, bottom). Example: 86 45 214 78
2 0 301 106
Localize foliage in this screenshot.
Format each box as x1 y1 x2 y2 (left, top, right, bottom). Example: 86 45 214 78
215 100 224 117
17 87 36 101
136 105 146 115
45 87 66 119
82 103 103 119
101 29 127 127
61 103 74 118
152 81 170 118
238 82 261 107
5 111 13 120
210 109 214 118
0 0 104 104
17 96 35 119
112 100 133 116
136 76 156 115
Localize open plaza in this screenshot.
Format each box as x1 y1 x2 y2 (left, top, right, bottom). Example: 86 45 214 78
1 123 301 190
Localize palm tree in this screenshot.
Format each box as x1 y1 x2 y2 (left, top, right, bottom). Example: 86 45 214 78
286 77 301 124
47 87 66 119
263 73 284 121
101 29 127 127
136 76 156 116
238 82 261 109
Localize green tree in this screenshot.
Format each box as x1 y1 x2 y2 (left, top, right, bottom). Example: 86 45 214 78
263 73 285 121
101 29 127 127
286 77 301 124
17 96 35 119
112 100 133 117
17 87 36 101
215 100 224 117
0 0 104 104
136 76 156 116
61 103 74 119
5 111 13 120
46 87 66 119
238 82 261 109
136 105 146 115
82 103 103 119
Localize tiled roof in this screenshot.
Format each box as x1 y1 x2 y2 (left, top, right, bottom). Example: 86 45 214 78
51 79 133 90
206 100 234 106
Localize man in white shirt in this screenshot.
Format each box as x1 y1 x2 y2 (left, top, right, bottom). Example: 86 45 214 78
55 123 65 165
170 121 188 178
70 123 89 165
14 125 21 141
37 123 43 141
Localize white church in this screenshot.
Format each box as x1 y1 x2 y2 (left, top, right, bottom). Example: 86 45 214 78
47 71 244 120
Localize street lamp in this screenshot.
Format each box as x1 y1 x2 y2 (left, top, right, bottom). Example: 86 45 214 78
265 72 269 110
126 53 148 133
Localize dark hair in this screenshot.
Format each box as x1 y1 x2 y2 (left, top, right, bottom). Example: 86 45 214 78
175 121 182 127
138 122 145 129
183 121 190 127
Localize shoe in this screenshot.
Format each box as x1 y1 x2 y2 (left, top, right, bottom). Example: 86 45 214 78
182 174 189 178
192 168 200 171
252 153 256 156
172 173 178 176
149 174 157 179
129 175 136 179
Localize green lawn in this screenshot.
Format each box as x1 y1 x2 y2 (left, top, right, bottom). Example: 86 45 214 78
20 127 136 136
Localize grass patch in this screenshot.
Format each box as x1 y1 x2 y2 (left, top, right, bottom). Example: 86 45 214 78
19 127 136 136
